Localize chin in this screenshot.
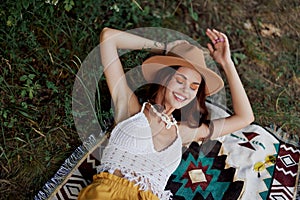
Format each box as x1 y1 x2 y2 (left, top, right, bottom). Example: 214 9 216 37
171 99 190 110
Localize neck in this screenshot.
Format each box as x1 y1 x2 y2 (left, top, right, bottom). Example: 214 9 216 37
148 102 177 130
154 96 175 116
164 105 175 116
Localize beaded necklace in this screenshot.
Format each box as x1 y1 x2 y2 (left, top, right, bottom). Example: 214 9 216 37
149 103 177 129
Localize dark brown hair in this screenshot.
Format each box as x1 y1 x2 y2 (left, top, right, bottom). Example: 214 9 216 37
144 66 209 128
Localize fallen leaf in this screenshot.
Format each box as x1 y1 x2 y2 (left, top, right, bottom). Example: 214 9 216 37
244 20 253 30
260 23 282 37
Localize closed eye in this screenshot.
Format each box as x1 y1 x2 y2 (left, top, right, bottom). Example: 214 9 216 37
175 76 185 84
175 73 200 91
190 84 199 91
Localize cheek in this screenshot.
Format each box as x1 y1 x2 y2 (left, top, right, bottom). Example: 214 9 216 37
187 89 199 103
166 79 198 99
167 80 180 91
192 89 198 97
188 92 197 103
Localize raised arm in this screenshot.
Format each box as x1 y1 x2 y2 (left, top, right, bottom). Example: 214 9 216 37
100 28 164 123
205 28 254 138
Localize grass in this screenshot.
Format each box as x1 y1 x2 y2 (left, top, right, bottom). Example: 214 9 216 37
0 0 299 199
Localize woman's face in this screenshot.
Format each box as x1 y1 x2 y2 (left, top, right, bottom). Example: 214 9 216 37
164 67 202 110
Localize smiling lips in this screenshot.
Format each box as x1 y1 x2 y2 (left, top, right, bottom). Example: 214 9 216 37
173 92 187 102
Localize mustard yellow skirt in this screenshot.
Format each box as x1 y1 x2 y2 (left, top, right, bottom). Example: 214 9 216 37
77 172 159 200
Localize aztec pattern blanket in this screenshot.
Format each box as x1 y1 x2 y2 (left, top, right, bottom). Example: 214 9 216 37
35 103 300 200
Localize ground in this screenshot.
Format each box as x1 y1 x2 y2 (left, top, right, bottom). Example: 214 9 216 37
0 0 299 199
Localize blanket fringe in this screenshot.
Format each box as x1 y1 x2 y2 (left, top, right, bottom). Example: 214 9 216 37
34 133 102 200
265 124 299 148
34 123 300 200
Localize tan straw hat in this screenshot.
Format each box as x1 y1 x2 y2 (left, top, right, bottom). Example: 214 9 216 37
142 43 224 96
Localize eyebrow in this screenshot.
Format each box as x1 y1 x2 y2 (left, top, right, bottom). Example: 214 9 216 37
175 73 201 85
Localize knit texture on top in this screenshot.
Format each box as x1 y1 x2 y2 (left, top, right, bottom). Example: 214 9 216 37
98 104 182 200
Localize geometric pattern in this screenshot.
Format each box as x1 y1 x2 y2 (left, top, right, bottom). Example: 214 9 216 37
238 132 260 150
165 130 300 200
280 155 297 168
52 152 99 200
231 131 265 151
165 140 244 200
269 180 294 200
34 128 300 200
269 143 300 199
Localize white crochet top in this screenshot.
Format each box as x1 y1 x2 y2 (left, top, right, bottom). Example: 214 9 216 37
98 102 182 200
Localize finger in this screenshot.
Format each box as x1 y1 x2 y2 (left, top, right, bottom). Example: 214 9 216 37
206 28 218 43
169 40 189 46
207 43 214 54
177 40 189 44
218 32 229 46
207 28 226 45
217 30 229 41
212 29 222 37
219 32 228 42
212 29 228 44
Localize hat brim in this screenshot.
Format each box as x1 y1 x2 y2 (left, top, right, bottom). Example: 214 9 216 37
142 56 224 96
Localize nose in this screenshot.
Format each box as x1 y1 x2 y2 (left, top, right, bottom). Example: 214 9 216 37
181 82 188 93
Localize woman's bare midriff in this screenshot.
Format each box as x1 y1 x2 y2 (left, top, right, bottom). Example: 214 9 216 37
112 169 125 178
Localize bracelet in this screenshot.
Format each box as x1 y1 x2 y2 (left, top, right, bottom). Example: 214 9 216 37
162 42 167 55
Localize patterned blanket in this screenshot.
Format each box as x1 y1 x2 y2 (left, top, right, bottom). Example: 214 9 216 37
35 103 300 200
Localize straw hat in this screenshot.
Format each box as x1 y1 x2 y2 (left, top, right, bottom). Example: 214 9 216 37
141 43 224 96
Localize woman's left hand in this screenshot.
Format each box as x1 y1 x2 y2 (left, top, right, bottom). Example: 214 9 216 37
166 40 189 54
206 28 232 66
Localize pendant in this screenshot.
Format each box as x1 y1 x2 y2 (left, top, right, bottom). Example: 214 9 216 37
166 122 172 129
149 102 177 129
